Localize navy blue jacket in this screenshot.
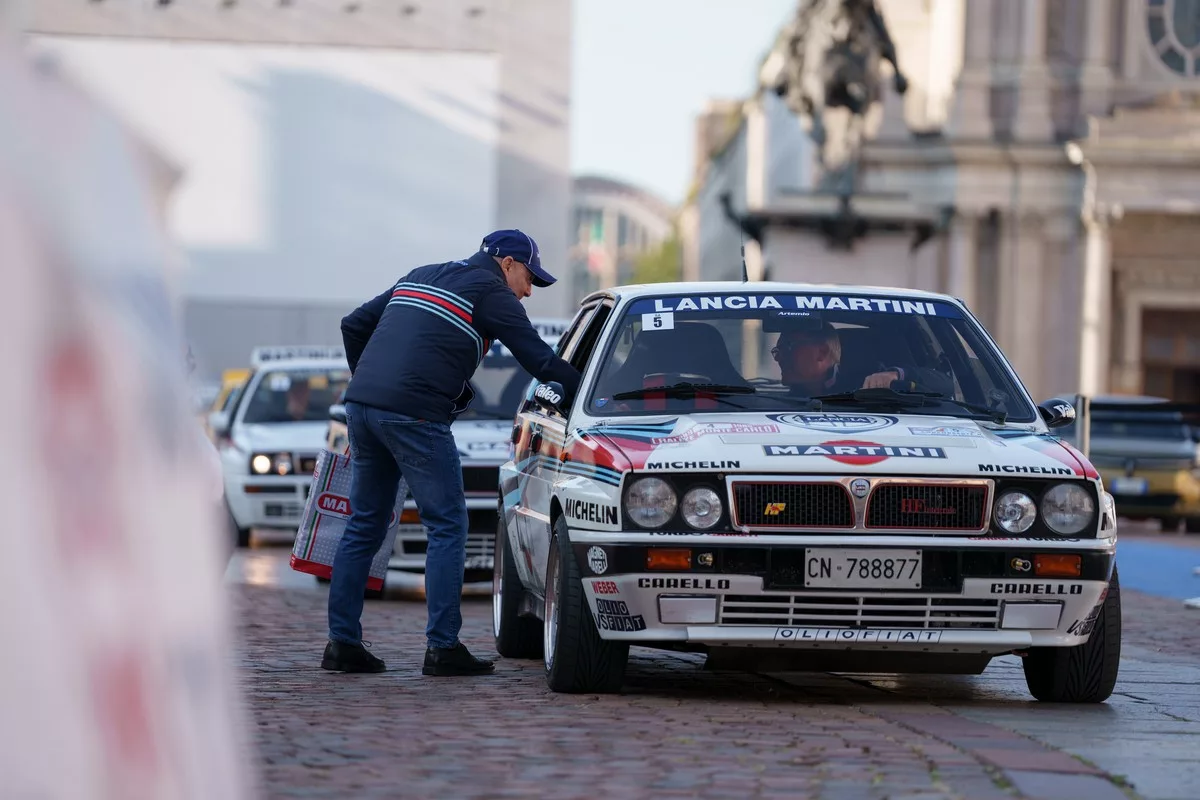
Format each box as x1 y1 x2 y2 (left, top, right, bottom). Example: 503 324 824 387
341 251 581 423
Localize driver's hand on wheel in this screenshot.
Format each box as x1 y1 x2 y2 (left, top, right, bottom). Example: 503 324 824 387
861 370 901 389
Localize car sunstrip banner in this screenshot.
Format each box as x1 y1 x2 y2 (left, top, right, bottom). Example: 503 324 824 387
625 293 964 324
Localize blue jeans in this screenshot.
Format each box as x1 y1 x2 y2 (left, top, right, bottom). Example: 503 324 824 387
328 401 468 649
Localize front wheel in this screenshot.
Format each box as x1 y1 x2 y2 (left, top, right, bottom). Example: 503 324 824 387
543 517 628 694
493 516 542 659
1022 566 1121 703
1185 517 1200 534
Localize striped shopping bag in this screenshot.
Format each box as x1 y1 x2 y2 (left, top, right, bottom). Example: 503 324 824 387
289 449 409 591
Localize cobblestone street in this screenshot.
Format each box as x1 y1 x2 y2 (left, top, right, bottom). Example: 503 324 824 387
230 539 1200 800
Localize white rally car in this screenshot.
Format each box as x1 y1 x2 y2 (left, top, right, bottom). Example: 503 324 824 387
493 282 1121 703
215 346 350 547
326 320 570 589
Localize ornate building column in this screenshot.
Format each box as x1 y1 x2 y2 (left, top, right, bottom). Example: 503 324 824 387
945 0 995 139
1013 0 1054 141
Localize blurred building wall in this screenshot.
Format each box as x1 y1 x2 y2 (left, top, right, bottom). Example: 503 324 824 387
568 175 676 295
684 0 1200 404
26 0 573 380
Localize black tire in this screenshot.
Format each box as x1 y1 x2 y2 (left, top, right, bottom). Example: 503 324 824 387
364 582 385 601
1160 515 1181 533
228 504 251 548
492 516 543 659
1022 566 1121 703
1185 517 1200 534
543 517 628 693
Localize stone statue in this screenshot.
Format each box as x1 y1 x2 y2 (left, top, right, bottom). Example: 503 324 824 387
758 0 908 194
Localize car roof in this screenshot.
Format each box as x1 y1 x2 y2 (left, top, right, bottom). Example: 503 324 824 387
251 358 349 371
580 281 962 305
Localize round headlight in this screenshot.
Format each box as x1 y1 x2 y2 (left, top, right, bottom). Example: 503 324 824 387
625 477 677 528
1042 483 1095 535
994 490 1036 533
275 453 293 475
251 454 272 474
681 486 723 530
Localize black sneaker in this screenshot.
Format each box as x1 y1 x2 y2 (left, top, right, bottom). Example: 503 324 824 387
321 640 386 673
422 642 495 676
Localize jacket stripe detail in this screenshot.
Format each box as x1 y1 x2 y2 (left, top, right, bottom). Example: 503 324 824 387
387 297 483 361
394 282 474 314
391 289 472 323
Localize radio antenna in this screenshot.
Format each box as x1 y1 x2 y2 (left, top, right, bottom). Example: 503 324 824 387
741 232 749 282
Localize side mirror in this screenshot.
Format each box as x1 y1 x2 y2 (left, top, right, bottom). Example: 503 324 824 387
1038 399 1076 429
208 410 232 438
532 381 566 415
329 403 348 424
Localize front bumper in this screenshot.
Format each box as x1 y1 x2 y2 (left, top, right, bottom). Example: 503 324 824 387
571 531 1114 653
226 474 313 529
388 500 498 573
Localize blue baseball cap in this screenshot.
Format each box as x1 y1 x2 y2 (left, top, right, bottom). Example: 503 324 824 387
480 229 556 287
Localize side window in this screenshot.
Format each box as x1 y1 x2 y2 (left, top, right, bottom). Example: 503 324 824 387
555 306 596 360
568 303 614 371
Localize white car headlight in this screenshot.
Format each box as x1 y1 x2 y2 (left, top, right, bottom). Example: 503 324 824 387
994 490 1036 533
1041 482 1095 535
681 486 723 530
251 454 272 474
625 477 677 528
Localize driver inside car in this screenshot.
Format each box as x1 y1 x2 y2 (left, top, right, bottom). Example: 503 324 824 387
771 322 955 397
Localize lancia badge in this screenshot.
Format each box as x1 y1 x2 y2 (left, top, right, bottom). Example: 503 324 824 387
850 478 871 498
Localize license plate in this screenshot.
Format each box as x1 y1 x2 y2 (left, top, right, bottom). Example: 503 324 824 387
1109 476 1148 495
804 548 923 589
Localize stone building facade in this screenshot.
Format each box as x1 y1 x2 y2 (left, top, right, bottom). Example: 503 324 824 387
683 0 1200 403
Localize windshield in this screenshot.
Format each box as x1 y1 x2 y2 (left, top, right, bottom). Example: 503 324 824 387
241 367 351 424
457 342 538 420
586 291 1035 421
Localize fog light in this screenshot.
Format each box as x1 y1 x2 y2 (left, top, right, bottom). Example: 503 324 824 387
1034 554 1081 578
658 596 718 624
1000 602 1063 630
647 549 691 570
400 509 421 524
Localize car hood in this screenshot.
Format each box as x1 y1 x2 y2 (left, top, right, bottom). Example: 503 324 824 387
234 422 329 453
453 419 513 463
567 412 1098 479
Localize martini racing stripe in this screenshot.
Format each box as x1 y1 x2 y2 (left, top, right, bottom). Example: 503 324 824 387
393 281 474 316
388 294 484 362
558 461 623 487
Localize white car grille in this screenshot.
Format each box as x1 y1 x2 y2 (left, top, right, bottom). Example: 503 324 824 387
719 593 1000 630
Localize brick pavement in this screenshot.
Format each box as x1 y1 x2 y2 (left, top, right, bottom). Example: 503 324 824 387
230 579 1193 800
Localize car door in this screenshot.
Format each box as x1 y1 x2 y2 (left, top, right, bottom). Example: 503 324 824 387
523 301 614 596
508 306 596 589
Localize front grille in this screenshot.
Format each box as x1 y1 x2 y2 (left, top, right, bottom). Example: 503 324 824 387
720 593 1000 630
463 465 500 495
732 482 854 529
866 484 987 531
398 531 495 560
264 502 304 519
1110 493 1179 508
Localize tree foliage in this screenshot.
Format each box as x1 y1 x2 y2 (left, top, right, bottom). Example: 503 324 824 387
631 231 682 284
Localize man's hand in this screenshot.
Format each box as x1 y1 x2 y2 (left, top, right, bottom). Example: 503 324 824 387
861 370 901 390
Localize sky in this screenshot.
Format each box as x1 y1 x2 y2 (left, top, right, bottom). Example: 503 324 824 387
570 0 800 207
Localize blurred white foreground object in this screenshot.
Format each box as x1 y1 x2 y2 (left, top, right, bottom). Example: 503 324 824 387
0 26 257 800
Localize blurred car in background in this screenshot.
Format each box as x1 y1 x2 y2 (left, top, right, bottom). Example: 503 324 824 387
326 319 570 590
216 346 350 547
1055 395 1200 533
205 367 250 441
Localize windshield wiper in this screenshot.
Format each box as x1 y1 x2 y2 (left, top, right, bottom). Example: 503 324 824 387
612 382 756 401
805 388 1008 424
